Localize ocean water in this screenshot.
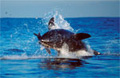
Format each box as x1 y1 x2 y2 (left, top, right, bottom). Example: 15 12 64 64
0 16 120 78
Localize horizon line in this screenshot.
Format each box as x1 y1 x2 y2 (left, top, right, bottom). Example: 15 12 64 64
0 16 120 19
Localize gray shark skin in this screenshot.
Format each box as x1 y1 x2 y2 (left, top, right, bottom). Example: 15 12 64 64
34 17 100 55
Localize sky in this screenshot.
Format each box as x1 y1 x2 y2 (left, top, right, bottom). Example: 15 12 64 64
0 0 120 18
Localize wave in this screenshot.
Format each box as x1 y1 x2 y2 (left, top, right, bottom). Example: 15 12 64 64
1 52 119 60
0 54 85 60
0 55 51 60
102 52 120 56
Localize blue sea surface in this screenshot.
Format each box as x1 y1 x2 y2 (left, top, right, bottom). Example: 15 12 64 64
0 17 120 78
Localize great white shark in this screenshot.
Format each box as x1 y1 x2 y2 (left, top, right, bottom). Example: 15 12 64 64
34 17 100 56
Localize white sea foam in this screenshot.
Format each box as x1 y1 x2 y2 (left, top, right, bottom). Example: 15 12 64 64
0 55 53 60
59 43 94 58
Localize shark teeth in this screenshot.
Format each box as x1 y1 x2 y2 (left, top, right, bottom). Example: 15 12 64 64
41 39 50 42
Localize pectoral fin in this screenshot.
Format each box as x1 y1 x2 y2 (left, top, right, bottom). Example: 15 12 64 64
73 33 91 40
45 48 51 54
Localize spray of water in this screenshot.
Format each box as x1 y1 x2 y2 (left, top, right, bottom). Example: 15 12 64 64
42 11 74 31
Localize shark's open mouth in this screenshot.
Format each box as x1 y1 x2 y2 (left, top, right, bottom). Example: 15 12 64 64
40 41 50 48
40 41 60 51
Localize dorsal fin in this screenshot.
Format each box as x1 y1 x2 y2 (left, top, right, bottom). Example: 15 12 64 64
73 33 91 40
48 17 55 30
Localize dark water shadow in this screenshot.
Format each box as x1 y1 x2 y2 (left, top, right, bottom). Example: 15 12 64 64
3 49 25 55
5 49 25 52
38 58 89 70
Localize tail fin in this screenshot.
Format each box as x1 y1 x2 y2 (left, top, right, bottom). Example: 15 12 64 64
48 17 55 30
34 33 41 40
93 50 101 55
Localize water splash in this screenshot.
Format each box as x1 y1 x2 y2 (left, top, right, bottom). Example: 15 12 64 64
59 43 94 58
24 23 30 32
42 11 74 31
